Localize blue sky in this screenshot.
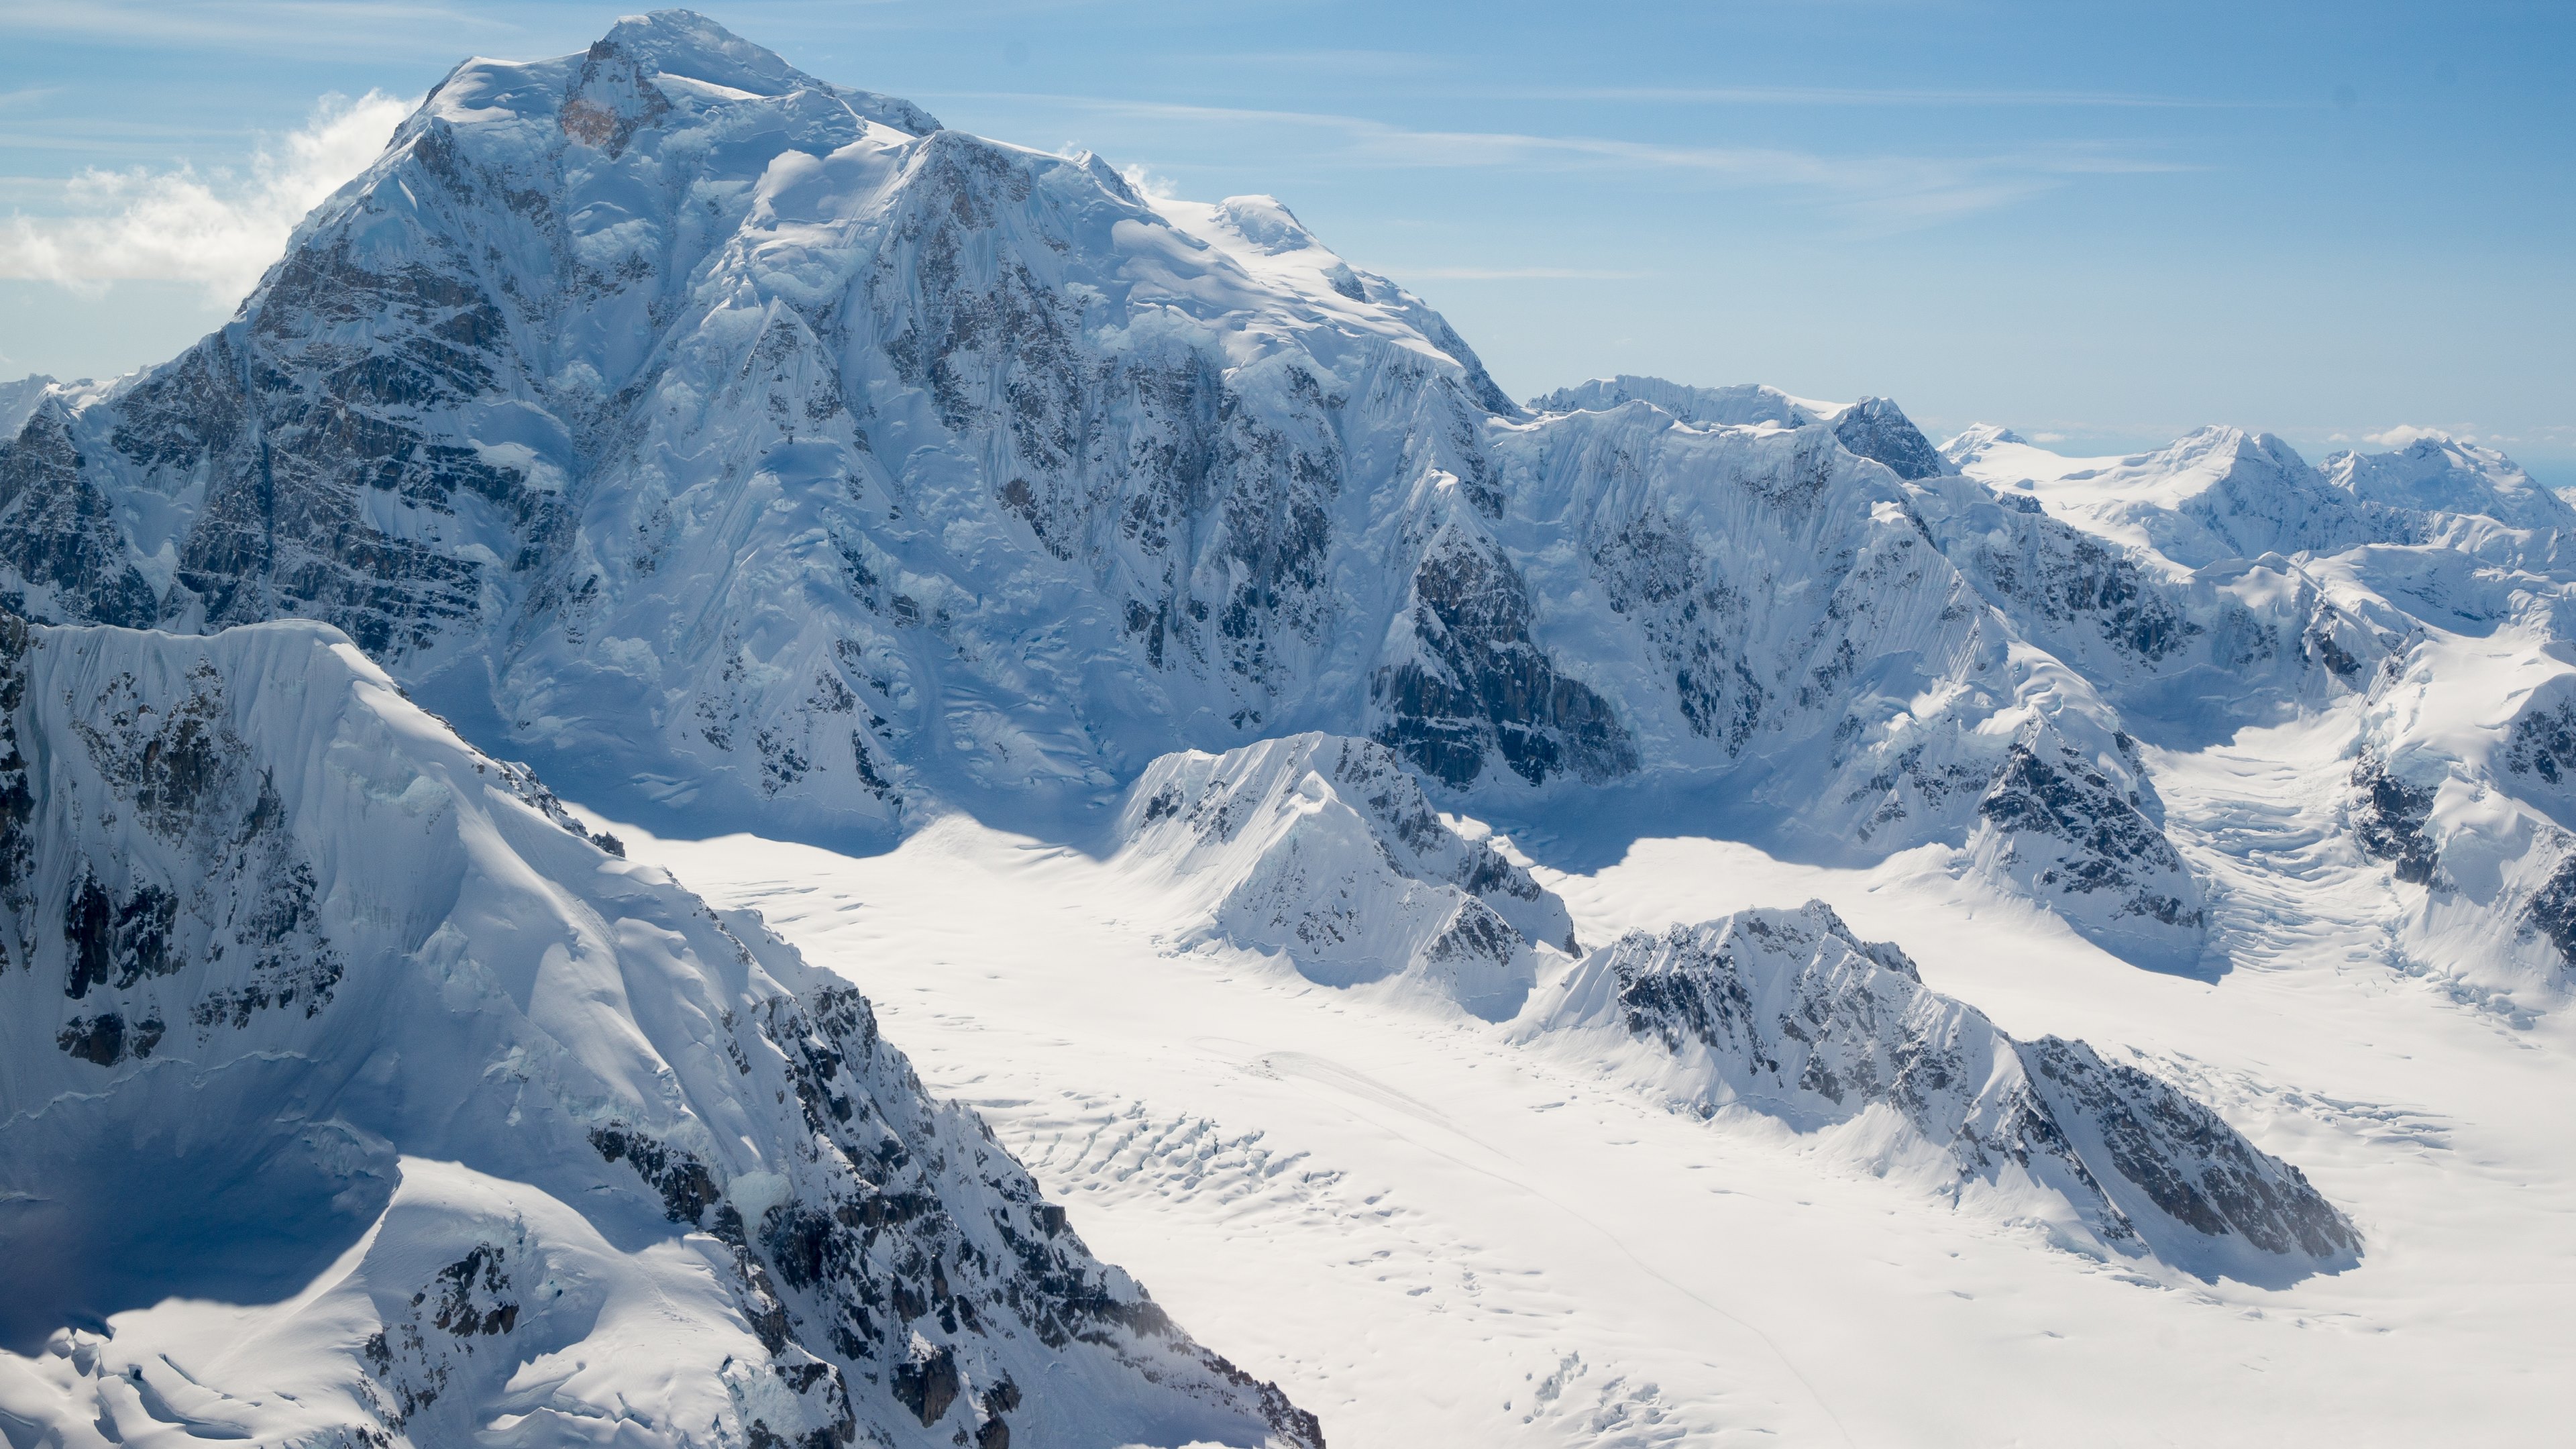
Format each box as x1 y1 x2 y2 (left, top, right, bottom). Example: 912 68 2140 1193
2 0 2569 473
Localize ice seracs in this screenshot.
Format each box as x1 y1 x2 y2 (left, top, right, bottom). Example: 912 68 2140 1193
0 610 1317 1448
1517 902 2359 1277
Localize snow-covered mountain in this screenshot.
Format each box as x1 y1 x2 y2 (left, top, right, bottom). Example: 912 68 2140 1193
1519 902 2356 1277
1113 733 1577 1020
4 12 2574 1442
1949 425 2576 1005
0 9 2249 967
0 610 1316 1448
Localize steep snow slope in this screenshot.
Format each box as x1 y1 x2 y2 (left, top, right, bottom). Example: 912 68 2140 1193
1112 733 1576 1020
0 613 1315 1449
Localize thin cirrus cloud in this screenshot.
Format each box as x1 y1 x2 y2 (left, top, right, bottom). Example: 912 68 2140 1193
0 91 412 301
1503 84 2290 109
1399 266 1650 280
944 92 2192 231
0 0 537 53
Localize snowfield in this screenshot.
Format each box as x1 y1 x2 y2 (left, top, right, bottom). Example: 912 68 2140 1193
617 793 2573 1448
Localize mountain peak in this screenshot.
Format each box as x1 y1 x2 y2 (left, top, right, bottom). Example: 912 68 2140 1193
592 9 808 93
561 9 941 133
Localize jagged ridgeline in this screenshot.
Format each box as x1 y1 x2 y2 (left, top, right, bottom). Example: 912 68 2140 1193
0 7 2320 967
0 612 1318 1448
1523 903 2359 1278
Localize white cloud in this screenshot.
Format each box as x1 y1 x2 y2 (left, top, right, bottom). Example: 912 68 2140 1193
2029 431 2068 443
2363 424 2469 449
0 91 410 304
1117 162 1179 201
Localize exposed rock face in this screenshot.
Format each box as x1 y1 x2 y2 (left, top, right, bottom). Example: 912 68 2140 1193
1969 727 2205 965
1831 396 1947 481
1520 902 2358 1274
0 406 158 628
0 611 1317 1449
1372 519 1638 790
2350 752 2442 885
1116 732 1576 1019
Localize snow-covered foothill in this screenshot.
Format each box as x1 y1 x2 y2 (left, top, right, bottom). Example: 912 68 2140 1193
1517 902 2358 1277
0 612 1318 1449
1113 733 1576 1020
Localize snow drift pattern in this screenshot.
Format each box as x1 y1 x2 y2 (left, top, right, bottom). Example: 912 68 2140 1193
1115 732 1576 1019
1522 902 2357 1275
0 612 1318 1449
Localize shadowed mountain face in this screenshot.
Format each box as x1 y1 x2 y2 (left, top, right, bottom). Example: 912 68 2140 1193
0 608 1318 1446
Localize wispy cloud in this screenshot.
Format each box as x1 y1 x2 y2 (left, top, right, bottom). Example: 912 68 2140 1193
945 92 2191 231
0 0 528 51
1165 49 1456 78
0 91 411 301
1397 266 1648 280
1505 84 2288 109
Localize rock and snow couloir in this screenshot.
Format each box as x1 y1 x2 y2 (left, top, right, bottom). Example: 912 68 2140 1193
0 610 1318 1448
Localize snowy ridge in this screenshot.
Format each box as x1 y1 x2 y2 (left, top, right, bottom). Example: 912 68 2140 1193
0 612 1316 1449
1529 375 1950 480
1114 733 1576 1019
1519 902 2358 1277
1952 423 2576 1003
2323 435 2576 534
